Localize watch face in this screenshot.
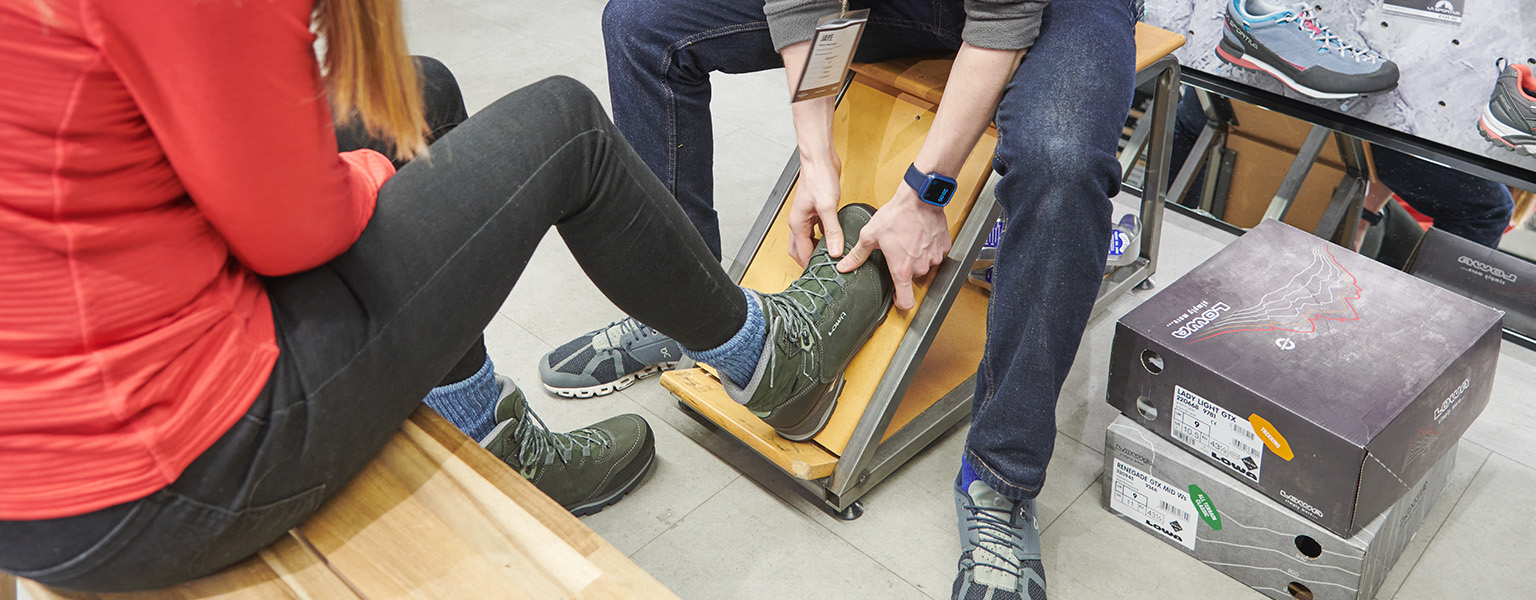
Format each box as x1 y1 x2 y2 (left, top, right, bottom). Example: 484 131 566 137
923 179 956 205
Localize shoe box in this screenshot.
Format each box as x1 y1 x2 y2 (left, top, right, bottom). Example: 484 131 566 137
1103 415 1456 600
1405 226 1536 338
1106 219 1501 537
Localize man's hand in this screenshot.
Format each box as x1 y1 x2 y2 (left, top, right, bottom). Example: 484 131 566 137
836 185 950 310
788 154 844 267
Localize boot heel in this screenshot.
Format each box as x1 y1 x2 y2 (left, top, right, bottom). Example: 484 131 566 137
775 376 844 442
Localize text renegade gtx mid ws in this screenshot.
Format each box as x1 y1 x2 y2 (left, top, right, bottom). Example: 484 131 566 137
540 317 683 399
480 375 656 515
1479 60 1536 156
722 203 895 441
1218 0 1399 99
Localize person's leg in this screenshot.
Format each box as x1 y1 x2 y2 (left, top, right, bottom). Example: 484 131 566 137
1372 145 1513 249
550 0 963 401
603 0 963 257
954 0 1138 597
8 76 752 592
328 55 499 437
335 56 470 170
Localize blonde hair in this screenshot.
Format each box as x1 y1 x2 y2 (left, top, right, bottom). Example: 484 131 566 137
315 0 428 160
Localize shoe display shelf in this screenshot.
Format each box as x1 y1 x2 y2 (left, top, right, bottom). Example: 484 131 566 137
661 24 1187 519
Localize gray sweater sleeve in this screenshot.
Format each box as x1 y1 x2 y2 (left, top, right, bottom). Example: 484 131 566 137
764 1 1050 53
763 0 842 51
963 0 1050 51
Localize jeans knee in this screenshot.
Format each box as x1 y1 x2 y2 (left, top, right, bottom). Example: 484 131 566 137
602 0 660 51
997 135 1120 202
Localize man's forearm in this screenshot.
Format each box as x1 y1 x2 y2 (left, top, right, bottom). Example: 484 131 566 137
782 40 837 164
913 43 1024 177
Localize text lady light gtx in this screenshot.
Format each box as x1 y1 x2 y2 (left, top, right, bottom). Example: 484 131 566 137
722 203 894 441
1217 0 1398 99
1479 60 1536 156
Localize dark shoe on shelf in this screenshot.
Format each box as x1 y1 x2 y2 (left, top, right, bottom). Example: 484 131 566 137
1479 60 1536 156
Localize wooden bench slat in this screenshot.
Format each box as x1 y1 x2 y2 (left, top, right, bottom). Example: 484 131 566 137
20 534 357 600
22 409 679 600
850 23 1187 105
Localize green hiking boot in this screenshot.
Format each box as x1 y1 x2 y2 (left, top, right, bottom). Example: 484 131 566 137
723 203 895 441
480 375 656 515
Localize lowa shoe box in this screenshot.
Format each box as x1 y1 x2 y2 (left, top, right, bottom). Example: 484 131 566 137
1405 226 1536 337
1103 415 1455 600
1106 219 1500 536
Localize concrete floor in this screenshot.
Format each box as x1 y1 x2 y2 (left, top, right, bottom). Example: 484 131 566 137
21 1 1534 598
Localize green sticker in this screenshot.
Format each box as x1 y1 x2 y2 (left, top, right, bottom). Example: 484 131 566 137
1189 484 1222 531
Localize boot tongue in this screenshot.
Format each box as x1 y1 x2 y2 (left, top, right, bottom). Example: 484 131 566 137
492 376 527 426
966 480 1020 589
783 238 841 308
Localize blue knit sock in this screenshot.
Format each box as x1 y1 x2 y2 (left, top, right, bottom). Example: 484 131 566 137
959 454 980 489
423 354 499 441
685 288 766 388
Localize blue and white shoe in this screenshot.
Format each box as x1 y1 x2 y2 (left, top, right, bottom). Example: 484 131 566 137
1217 0 1398 99
539 317 681 398
953 478 1047 600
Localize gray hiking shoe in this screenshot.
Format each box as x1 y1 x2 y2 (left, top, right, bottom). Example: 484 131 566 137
953 478 1047 600
540 317 682 398
722 203 894 441
481 375 656 516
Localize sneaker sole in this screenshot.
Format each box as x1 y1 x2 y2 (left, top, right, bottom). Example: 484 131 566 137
566 437 658 517
1215 44 1376 100
543 362 679 399
770 304 892 442
1478 107 1536 156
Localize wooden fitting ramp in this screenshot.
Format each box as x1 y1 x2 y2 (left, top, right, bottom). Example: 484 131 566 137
663 64 998 479
663 23 1185 483
22 408 679 600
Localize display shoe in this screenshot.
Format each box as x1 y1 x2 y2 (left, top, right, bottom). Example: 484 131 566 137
539 317 682 398
481 375 656 515
952 478 1047 600
722 203 894 441
1479 60 1536 156
1217 0 1398 99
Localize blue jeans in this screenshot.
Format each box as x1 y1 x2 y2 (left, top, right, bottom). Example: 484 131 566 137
605 0 1140 501
1372 146 1513 249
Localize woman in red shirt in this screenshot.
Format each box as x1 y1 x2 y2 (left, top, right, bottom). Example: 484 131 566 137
0 0 898 591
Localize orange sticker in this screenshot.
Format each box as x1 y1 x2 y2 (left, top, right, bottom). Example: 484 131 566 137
1249 414 1294 461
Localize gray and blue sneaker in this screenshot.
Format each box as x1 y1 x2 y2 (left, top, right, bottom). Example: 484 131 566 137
953 478 1047 600
1217 0 1398 99
540 317 682 398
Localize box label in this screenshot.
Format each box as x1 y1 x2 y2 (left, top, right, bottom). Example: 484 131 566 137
1172 386 1264 483
1111 459 1197 550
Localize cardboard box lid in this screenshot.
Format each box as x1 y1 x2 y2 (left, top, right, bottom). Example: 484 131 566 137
1119 220 1503 446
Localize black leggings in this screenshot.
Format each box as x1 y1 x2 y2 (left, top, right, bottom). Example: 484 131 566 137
0 69 746 591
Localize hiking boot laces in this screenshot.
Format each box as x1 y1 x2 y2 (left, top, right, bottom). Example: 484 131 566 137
508 397 612 479
961 500 1025 583
1278 6 1382 64
760 251 845 384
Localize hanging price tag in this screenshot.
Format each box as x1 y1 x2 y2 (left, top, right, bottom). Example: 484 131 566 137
791 9 870 102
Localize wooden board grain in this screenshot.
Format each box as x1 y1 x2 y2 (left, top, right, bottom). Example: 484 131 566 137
24 409 678 600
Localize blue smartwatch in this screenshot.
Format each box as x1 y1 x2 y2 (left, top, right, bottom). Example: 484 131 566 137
903 163 958 207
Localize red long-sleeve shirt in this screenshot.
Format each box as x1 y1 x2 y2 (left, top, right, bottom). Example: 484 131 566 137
0 0 395 519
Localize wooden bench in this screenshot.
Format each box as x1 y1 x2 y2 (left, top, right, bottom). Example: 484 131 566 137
5 408 679 600
663 23 1186 519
